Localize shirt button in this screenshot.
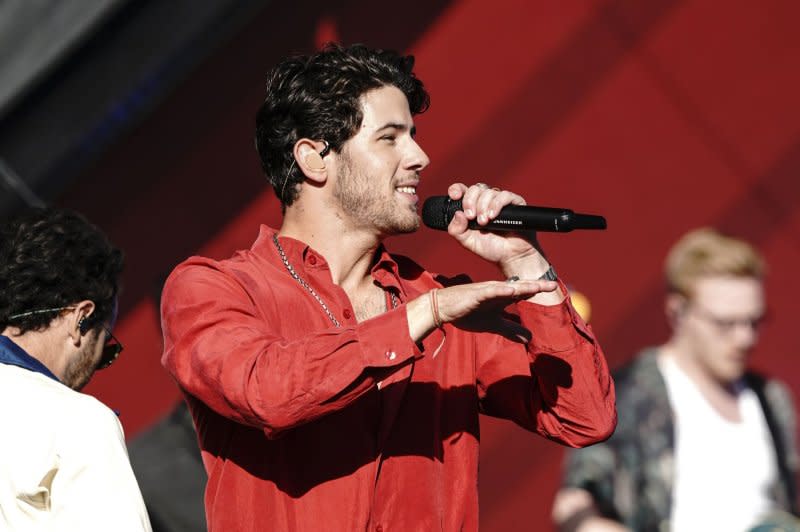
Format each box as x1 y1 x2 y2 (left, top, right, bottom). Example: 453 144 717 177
308 255 317 265
343 309 352 319
385 351 396 361
376 526 383 532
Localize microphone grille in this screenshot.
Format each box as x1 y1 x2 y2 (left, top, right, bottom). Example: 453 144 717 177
422 196 462 231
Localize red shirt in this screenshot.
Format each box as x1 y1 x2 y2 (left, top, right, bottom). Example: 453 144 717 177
161 226 616 531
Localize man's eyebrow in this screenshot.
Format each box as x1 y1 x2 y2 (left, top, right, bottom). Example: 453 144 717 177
375 123 417 136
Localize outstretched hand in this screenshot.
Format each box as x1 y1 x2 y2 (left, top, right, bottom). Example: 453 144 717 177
405 278 558 341
435 279 557 323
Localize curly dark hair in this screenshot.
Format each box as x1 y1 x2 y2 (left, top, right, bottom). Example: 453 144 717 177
0 208 124 334
255 43 430 207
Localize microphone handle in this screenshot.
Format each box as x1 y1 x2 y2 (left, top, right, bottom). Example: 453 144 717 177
464 204 606 232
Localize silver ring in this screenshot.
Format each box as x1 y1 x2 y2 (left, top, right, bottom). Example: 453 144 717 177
506 275 520 283
475 182 488 189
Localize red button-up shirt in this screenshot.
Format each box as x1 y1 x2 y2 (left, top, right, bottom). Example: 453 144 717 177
161 226 616 531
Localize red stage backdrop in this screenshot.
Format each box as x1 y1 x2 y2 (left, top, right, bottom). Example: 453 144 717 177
58 1 800 529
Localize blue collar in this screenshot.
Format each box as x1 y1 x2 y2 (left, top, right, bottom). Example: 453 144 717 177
0 335 61 383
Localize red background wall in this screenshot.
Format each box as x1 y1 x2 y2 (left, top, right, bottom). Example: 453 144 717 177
57 1 800 529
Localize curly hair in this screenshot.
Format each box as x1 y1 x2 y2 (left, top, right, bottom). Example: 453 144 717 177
255 43 430 207
0 208 124 334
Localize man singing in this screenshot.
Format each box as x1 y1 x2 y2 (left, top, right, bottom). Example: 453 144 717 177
161 43 616 531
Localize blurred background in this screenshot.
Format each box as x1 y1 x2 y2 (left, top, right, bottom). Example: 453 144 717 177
2 0 798 528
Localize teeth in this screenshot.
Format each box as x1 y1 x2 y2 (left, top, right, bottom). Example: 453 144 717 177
396 186 416 194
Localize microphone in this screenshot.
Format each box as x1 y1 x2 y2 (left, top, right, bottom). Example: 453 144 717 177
421 196 607 233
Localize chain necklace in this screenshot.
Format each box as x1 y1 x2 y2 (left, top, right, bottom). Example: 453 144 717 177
272 234 397 327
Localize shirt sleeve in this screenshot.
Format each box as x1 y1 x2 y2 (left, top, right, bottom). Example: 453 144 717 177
161 260 421 438
475 281 617 447
50 400 152 532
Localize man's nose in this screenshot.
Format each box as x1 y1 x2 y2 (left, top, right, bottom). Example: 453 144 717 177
731 322 759 350
405 139 430 171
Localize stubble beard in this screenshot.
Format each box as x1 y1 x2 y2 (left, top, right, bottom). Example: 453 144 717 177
63 333 100 391
333 155 419 235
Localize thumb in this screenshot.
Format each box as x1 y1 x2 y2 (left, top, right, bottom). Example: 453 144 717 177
447 210 469 238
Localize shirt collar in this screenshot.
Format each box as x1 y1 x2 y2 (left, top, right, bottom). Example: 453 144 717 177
371 244 403 295
254 225 406 296
0 335 61 383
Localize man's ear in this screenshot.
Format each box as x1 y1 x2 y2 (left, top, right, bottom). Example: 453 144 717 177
294 139 329 182
67 300 96 345
665 293 687 329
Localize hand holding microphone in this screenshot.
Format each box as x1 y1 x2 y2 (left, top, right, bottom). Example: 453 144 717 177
421 183 606 305
422 194 606 233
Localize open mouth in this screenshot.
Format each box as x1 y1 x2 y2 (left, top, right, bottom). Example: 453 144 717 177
395 185 419 205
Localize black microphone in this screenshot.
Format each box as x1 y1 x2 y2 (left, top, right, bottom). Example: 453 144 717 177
421 196 607 233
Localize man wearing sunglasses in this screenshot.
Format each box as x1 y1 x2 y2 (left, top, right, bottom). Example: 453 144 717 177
553 228 798 531
0 208 151 531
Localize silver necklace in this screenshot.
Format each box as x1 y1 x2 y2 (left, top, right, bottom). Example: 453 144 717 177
272 234 397 327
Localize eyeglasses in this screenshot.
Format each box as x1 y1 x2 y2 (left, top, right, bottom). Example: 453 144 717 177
97 323 123 370
7 306 123 369
691 305 766 334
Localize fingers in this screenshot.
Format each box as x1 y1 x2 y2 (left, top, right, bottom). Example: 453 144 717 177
446 210 469 237
447 182 468 200
436 279 558 323
450 182 527 226
470 279 558 304
490 279 558 299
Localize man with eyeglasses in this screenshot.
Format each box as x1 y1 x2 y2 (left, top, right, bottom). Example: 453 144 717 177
0 208 151 531
553 228 798 531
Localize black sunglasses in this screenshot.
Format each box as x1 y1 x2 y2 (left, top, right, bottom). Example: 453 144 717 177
7 305 124 369
98 323 124 370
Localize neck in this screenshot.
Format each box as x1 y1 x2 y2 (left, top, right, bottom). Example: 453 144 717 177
280 203 383 293
660 340 739 396
1 328 66 380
